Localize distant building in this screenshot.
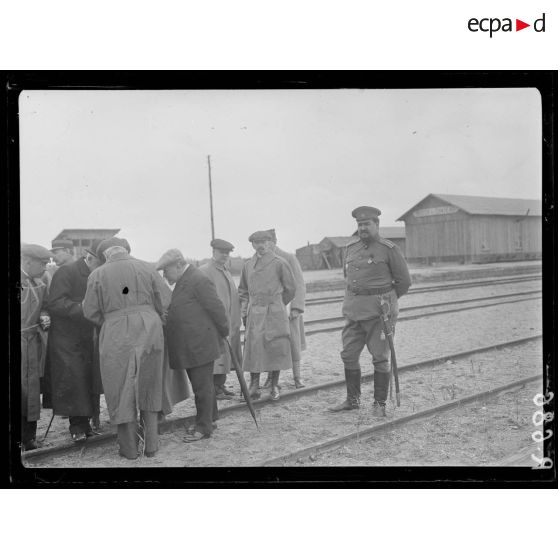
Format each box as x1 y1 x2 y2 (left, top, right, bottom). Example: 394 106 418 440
52 228 121 258
296 227 406 270
397 194 541 264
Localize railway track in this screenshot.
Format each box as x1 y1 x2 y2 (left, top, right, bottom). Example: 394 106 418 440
305 273 542 306
23 333 542 465
261 374 541 466
305 291 541 335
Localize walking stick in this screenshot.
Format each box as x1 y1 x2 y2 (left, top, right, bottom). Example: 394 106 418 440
380 299 400 407
225 338 259 429
43 410 55 441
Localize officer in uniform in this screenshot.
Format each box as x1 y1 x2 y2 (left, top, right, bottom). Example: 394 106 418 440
330 206 411 416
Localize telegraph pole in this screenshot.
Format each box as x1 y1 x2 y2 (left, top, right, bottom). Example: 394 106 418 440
207 155 215 240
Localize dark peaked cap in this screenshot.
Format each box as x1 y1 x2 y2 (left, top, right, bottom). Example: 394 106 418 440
248 230 273 242
85 238 104 258
51 239 74 251
351 206 382 221
266 229 277 242
211 238 234 252
21 243 54 261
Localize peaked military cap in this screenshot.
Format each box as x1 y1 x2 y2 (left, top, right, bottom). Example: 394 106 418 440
51 239 74 251
266 229 277 242
85 238 103 258
156 248 186 270
21 243 54 262
248 230 273 242
96 237 130 259
211 238 235 252
351 206 382 221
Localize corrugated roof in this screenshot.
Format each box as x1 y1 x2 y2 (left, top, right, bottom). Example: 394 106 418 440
398 194 541 221
54 228 121 240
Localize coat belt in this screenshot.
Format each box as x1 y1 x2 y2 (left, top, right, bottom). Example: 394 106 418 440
347 285 393 296
104 304 155 320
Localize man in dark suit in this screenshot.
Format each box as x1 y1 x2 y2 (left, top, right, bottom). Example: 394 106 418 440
157 249 230 443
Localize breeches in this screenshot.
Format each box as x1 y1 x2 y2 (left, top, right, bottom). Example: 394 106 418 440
340 318 391 372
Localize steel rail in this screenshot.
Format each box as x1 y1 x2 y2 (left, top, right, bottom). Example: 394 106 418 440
305 274 542 306
304 289 542 327
305 294 542 336
22 333 542 463
261 374 541 466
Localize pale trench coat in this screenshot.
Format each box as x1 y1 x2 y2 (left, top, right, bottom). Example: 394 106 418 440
199 260 243 374
238 252 296 373
274 246 307 361
83 253 166 425
20 272 49 421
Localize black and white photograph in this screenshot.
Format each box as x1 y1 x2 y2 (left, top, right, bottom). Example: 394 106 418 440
9 74 554 480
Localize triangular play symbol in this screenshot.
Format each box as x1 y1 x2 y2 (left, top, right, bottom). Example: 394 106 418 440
516 19 530 31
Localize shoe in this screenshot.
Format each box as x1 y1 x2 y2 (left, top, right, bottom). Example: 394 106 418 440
183 431 210 443
186 422 217 435
119 451 139 460
372 401 387 418
216 392 233 400
71 432 87 443
294 378 305 389
270 386 280 401
329 399 360 412
145 450 157 458
23 439 44 451
221 386 235 396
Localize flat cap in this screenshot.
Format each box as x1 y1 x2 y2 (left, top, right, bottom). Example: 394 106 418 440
248 230 273 242
266 229 277 242
156 248 186 270
51 239 74 251
211 238 235 252
21 243 54 262
96 237 130 259
85 238 103 258
351 206 381 221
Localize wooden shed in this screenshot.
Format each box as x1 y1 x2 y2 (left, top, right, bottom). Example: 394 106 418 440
53 228 121 257
295 243 323 271
397 194 541 264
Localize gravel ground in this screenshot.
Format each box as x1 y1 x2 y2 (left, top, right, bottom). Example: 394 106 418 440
293 380 543 467
304 278 541 321
26 334 542 468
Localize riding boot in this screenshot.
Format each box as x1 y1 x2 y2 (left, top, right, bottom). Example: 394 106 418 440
329 368 361 411
249 373 261 400
292 360 305 389
372 372 389 417
270 370 281 401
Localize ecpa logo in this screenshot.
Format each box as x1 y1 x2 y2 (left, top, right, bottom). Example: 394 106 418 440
468 13 546 37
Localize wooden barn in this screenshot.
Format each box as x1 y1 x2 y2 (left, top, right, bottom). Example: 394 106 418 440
296 227 406 270
53 228 121 257
397 194 541 264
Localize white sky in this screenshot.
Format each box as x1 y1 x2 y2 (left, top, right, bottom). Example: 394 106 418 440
19 88 541 261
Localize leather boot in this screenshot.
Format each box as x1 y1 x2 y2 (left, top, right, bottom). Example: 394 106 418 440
270 370 281 401
292 360 305 388
372 372 389 417
329 369 361 411
263 372 272 389
249 373 261 400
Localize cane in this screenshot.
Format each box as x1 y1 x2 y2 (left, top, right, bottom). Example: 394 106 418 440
43 410 55 441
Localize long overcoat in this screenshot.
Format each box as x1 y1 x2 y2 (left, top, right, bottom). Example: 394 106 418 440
274 246 307 361
46 257 98 417
160 281 191 414
199 260 242 374
21 272 49 422
238 251 296 373
166 266 230 370
83 253 166 425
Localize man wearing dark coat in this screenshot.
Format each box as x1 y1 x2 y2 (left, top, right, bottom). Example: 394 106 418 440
46 239 103 441
157 249 230 443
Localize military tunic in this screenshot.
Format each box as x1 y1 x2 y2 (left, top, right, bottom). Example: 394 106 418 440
340 236 411 371
239 251 296 373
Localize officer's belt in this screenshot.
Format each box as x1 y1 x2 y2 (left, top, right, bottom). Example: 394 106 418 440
104 304 155 320
347 285 392 295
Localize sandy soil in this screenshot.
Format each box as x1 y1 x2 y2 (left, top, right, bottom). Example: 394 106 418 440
26 336 542 468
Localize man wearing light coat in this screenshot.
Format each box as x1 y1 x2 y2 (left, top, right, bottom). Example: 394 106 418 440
238 230 296 401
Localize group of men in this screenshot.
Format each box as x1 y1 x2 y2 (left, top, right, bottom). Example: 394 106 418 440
19 227 307 458
20 205 411 460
